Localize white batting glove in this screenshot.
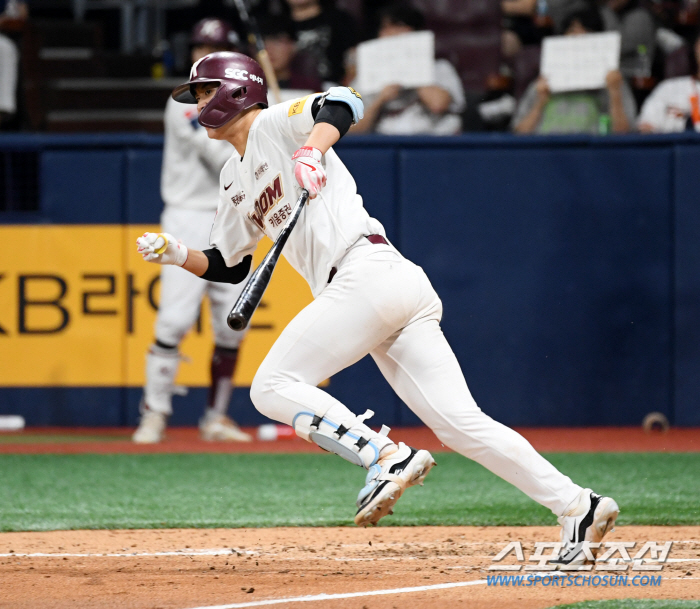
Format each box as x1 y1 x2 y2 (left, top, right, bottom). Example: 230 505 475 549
136 232 188 266
292 146 326 199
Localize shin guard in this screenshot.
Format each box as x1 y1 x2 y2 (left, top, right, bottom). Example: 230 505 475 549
293 405 394 469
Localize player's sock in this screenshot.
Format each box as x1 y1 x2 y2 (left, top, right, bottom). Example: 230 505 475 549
206 345 238 416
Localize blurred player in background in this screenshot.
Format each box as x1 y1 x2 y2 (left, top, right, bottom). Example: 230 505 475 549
132 18 252 444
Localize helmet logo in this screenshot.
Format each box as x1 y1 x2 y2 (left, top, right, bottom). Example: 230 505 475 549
191 56 208 79
225 68 248 80
200 20 222 38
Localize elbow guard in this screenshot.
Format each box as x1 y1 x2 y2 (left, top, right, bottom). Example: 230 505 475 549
320 86 364 124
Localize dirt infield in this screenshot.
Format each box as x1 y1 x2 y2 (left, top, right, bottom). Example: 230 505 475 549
0 426 698 454
0 526 697 609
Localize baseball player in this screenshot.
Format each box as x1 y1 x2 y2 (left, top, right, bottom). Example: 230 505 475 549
132 22 252 444
136 52 619 564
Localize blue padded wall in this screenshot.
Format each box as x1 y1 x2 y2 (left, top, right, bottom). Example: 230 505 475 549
674 145 700 426
400 145 673 427
41 151 125 223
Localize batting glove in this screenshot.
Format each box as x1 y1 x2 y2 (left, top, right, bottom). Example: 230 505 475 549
136 232 188 266
292 146 326 199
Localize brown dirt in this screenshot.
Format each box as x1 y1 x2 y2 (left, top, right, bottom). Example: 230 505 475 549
0 426 698 454
1 526 698 609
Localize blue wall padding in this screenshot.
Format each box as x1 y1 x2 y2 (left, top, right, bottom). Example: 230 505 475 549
400 146 673 426
41 150 125 223
125 149 164 224
674 145 700 426
2 133 699 427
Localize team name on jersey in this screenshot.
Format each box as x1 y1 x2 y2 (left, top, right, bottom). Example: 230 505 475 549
254 162 269 180
247 173 284 230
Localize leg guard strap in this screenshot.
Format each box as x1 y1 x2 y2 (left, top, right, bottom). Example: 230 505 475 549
293 408 393 469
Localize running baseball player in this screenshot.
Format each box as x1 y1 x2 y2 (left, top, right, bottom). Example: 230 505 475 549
132 22 252 444
136 52 619 564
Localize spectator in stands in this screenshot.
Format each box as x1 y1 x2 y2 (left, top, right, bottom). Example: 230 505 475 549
350 4 466 136
601 0 657 79
501 0 591 58
0 0 27 125
638 29 700 132
284 0 358 85
512 7 637 134
259 16 322 94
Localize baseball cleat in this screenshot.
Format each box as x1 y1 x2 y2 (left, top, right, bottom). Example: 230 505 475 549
554 489 619 566
199 412 252 442
132 407 167 444
354 442 435 527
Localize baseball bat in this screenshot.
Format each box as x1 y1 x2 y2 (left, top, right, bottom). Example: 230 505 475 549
227 189 309 331
231 0 283 105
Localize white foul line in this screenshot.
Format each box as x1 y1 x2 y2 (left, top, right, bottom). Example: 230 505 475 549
184 579 489 609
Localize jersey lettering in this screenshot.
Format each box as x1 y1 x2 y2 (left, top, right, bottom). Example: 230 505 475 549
225 68 249 80
247 173 284 231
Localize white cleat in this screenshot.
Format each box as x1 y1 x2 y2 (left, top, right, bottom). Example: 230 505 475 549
354 442 436 527
199 413 252 442
554 489 620 566
132 408 167 444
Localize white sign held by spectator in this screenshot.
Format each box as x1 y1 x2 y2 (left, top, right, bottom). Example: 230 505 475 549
541 32 621 93
356 31 435 96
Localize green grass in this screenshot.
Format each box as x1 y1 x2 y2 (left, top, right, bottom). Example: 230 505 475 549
547 601 700 609
0 452 698 531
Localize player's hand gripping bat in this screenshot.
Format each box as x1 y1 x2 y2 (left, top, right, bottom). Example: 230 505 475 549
231 0 282 104
227 189 309 331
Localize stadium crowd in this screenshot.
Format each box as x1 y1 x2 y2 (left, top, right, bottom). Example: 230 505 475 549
2 0 699 134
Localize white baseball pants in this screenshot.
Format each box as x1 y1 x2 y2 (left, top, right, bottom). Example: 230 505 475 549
155 206 248 349
251 239 582 517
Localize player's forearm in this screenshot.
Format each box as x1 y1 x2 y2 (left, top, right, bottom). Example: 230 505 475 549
182 249 209 276
303 122 341 155
183 248 252 283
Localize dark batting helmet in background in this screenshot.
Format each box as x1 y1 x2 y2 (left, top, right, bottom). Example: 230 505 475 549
190 18 240 49
172 52 268 129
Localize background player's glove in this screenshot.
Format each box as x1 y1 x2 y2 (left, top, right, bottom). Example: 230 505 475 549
136 232 188 266
292 146 326 199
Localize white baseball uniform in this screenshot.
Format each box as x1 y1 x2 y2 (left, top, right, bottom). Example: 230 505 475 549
157 96 250 349
210 94 583 517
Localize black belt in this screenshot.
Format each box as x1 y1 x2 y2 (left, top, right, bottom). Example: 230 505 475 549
328 234 389 283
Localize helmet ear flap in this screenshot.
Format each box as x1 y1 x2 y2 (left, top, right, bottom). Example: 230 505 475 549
198 83 234 128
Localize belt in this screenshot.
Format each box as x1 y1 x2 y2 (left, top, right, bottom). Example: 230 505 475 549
328 234 389 283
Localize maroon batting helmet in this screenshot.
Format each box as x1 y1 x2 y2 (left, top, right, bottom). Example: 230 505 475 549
172 52 268 129
190 18 239 48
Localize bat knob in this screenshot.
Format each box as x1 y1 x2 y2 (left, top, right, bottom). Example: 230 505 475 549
227 311 248 331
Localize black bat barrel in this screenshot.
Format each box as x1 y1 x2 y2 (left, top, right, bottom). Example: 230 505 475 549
227 189 309 331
